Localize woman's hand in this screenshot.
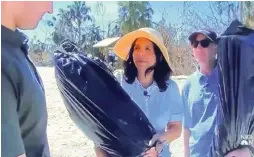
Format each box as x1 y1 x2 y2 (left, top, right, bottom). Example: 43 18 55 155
149 132 167 146
94 146 109 157
148 133 166 155
142 147 158 157
145 121 182 156
225 147 252 157
141 133 166 157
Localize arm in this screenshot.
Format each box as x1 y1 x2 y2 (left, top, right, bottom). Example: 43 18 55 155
163 81 184 143
184 128 191 157
1 73 26 157
225 147 253 157
150 81 183 145
94 146 109 157
182 84 191 157
161 121 182 143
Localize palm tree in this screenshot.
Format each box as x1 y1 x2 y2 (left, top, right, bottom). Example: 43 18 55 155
53 2 93 47
52 8 74 44
67 1 93 46
117 1 154 35
106 20 121 38
52 1 106 55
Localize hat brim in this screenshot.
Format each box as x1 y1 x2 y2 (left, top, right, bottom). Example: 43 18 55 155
188 31 214 42
114 30 171 68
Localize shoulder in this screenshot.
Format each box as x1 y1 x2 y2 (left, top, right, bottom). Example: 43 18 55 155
164 79 183 110
2 53 21 103
166 78 179 91
113 69 124 82
164 79 181 99
182 72 199 95
1 46 25 94
2 49 19 83
113 69 133 91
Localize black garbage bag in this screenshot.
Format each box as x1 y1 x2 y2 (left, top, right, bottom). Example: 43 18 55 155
53 40 156 157
210 20 254 156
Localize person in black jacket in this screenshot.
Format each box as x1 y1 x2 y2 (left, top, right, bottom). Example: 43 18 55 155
1 2 53 157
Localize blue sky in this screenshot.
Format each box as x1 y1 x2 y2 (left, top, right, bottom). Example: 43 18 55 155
22 1 240 42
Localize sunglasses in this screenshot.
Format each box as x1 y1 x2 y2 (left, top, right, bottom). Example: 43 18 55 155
191 38 212 48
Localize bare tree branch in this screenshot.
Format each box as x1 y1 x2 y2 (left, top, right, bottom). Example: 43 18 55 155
182 2 239 34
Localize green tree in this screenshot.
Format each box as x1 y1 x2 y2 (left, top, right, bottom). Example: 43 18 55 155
95 2 106 37
106 20 121 37
244 1 254 28
117 1 154 34
52 1 97 49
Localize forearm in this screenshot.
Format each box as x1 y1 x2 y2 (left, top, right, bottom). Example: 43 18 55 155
184 142 190 157
184 128 190 157
94 146 109 157
161 121 182 143
225 147 253 157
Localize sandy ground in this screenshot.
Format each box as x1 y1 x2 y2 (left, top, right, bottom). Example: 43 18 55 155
37 67 185 157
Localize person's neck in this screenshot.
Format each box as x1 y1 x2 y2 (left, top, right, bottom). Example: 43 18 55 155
199 59 217 76
1 11 16 31
137 71 154 89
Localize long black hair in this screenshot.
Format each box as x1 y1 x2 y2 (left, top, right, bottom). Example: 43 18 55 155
123 40 172 92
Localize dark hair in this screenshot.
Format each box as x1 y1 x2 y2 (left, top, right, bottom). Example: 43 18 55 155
123 40 172 92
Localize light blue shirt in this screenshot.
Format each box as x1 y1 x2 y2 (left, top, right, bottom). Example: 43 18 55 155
182 66 219 157
114 72 183 157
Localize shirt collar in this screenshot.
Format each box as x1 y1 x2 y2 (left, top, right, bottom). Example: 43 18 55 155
196 62 219 83
134 77 158 90
1 25 29 54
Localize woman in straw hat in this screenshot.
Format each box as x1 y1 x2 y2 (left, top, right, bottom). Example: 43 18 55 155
95 28 183 157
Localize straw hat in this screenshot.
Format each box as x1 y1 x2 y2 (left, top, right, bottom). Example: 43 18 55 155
114 27 171 68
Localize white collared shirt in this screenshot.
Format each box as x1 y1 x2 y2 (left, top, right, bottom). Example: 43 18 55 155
114 71 183 157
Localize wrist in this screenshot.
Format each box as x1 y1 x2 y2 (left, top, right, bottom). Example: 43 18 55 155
159 132 169 144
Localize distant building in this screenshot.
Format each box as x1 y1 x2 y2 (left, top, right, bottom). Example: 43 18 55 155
93 37 120 66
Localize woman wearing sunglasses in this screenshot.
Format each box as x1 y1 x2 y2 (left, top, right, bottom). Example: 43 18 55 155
182 30 220 157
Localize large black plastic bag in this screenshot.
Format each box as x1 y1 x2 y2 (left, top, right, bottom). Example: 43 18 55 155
53 40 156 157
210 20 254 156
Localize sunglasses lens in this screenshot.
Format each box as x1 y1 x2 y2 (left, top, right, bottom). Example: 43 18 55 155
200 39 211 48
192 39 211 48
192 41 199 48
